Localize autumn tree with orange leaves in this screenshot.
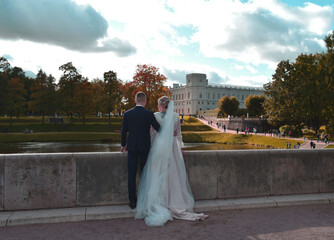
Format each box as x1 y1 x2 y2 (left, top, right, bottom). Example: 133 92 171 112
128 64 171 112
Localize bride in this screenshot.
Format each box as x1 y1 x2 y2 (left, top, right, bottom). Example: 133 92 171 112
135 96 208 226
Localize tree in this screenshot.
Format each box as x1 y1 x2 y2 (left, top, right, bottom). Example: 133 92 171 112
293 53 325 134
244 95 266 117
322 31 334 133
102 71 122 124
0 57 11 115
263 60 301 128
264 53 329 134
29 70 56 124
91 78 105 116
74 78 94 124
218 96 239 116
6 78 26 123
58 62 82 123
120 81 136 111
130 64 171 112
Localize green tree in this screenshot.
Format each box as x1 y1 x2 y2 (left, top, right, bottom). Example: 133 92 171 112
58 62 82 123
244 95 265 117
29 70 57 124
263 60 302 128
0 57 11 115
218 96 239 116
74 78 94 124
322 31 334 133
6 78 27 123
102 71 122 124
91 78 105 116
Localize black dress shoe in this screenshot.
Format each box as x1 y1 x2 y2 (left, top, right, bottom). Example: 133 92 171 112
129 202 136 209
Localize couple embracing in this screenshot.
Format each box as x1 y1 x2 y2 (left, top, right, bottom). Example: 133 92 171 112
121 92 208 226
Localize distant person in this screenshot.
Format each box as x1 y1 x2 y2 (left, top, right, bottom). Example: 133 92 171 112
297 142 301 148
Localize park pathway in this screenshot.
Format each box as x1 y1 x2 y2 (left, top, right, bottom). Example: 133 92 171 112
196 118 328 149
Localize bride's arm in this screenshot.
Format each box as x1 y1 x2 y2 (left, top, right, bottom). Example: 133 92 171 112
151 113 159 143
174 114 184 148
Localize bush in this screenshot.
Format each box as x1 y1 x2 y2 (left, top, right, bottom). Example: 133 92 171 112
279 125 302 137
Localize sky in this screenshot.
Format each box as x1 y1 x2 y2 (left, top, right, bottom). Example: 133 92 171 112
0 0 333 87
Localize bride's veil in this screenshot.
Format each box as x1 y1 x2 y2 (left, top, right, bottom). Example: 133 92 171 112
135 101 175 226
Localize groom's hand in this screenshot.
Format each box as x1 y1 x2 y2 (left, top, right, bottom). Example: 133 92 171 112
121 146 127 152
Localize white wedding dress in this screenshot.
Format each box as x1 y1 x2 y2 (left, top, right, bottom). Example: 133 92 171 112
135 101 208 226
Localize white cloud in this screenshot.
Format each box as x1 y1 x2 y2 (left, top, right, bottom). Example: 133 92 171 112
0 0 136 56
1 0 333 88
246 65 258 74
233 64 244 70
166 0 333 65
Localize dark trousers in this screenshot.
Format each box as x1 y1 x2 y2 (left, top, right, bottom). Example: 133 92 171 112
128 151 149 203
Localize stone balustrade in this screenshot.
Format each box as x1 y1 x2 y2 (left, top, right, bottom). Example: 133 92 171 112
0 149 333 211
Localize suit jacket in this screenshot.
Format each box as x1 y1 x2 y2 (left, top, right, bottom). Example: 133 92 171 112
121 106 160 152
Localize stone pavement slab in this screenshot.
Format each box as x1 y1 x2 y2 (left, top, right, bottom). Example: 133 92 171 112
214 196 276 210
7 207 86 226
86 205 136 221
0 212 12 227
269 193 333 207
0 193 334 227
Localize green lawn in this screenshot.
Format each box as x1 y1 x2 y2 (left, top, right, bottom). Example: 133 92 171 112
0 116 305 149
0 132 120 142
182 131 303 149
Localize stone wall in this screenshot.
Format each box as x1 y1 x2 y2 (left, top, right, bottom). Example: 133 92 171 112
216 118 270 132
1 149 333 211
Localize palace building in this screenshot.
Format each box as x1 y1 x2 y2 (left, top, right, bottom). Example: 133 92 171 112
170 73 264 115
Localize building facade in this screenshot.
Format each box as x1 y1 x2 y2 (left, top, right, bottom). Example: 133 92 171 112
171 73 264 115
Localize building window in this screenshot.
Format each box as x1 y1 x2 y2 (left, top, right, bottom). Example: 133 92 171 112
198 101 200 104
213 93 215 99
213 102 215 105
202 101 204 104
199 93 202 98
207 93 210 99
200 108 202 111
182 94 184 100
207 102 209 105
188 108 190 113
218 93 220 99
188 92 190 98
242 95 244 100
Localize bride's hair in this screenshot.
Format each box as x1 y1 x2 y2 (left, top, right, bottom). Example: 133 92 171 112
158 96 170 109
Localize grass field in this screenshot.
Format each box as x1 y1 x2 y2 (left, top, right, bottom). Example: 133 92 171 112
0 116 305 149
182 131 302 149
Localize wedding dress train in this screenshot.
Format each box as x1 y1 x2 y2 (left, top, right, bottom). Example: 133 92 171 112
135 102 208 226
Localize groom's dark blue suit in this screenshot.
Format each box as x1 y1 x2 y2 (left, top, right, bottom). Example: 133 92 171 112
121 105 160 204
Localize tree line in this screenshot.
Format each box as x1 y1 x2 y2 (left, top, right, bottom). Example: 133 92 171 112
0 59 170 124
216 32 334 135
264 31 334 134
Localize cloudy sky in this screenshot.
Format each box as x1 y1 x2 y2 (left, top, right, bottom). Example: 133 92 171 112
0 0 333 87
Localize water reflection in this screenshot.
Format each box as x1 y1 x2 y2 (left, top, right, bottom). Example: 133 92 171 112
0 141 267 154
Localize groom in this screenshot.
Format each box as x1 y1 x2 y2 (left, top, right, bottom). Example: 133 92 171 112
121 91 160 209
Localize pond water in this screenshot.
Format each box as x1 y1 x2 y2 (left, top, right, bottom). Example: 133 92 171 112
0 141 268 154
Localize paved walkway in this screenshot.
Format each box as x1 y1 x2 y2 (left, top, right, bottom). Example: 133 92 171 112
197 118 329 149
0 193 334 239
